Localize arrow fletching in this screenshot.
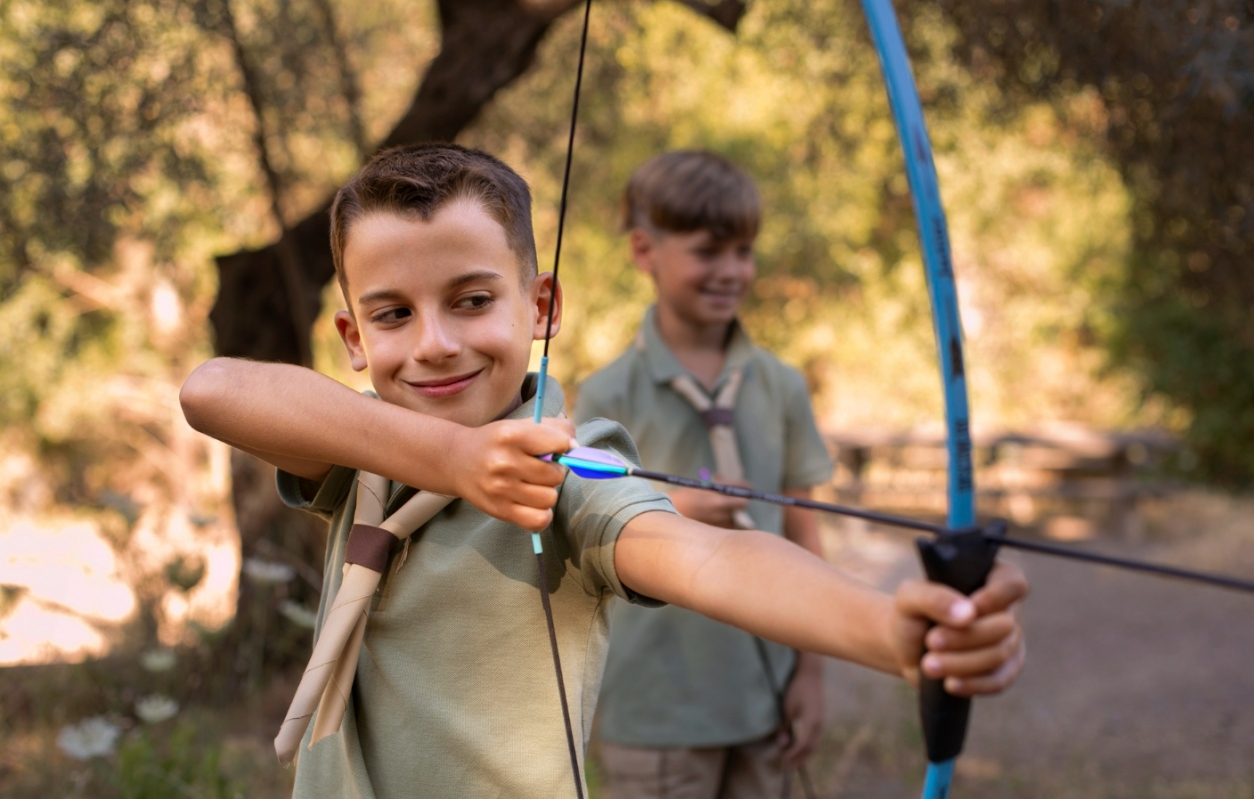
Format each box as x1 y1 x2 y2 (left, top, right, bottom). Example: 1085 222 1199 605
555 446 631 479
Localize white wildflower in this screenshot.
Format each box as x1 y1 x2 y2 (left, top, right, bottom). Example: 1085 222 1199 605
135 694 179 724
278 599 318 630
139 648 177 673
57 716 121 760
242 557 295 585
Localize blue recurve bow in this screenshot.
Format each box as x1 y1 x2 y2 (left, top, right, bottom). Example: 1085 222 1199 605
860 0 992 796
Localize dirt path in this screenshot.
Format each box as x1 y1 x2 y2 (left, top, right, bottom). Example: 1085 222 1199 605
811 498 1254 798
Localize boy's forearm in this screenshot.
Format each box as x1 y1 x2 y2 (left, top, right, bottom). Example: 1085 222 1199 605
180 358 464 493
617 511 901 676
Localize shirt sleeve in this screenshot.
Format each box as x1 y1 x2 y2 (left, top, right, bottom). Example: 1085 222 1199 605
781 367 835 490
276 464 356 519
571 372 619 426
556 417 675 606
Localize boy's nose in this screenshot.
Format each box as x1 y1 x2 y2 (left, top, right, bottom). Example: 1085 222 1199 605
412 319 461 363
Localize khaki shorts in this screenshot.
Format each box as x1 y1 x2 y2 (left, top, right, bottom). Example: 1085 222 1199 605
598 736 787 799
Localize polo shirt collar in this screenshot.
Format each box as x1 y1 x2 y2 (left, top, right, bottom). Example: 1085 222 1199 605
637 305 755 393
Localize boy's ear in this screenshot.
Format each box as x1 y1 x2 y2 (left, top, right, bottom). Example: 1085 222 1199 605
629 228 657 277
531 271 562 341
334 310 369 372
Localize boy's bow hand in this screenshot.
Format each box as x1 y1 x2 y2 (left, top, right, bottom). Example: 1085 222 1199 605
450 418 577 532
891 559 1028 697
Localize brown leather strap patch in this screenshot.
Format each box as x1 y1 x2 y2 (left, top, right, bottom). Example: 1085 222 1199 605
345 524 395 573
700 407 735 428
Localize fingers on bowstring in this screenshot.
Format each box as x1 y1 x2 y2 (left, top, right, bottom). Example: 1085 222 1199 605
481 453 564 492
491 419 577 458
511 505 556 533
540 416 577 442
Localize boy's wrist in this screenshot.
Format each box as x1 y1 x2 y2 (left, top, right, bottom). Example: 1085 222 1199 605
794 650 824 677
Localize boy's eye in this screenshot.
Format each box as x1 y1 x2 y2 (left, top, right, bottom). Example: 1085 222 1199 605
456 293 494 311
371 307 412 325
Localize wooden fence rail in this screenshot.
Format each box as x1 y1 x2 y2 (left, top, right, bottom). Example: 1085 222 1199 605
821 424 1184 541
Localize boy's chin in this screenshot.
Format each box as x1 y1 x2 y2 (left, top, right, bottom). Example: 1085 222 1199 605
379 387 511 429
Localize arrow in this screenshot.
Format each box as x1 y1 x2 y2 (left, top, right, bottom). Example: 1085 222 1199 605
551 447 1254 596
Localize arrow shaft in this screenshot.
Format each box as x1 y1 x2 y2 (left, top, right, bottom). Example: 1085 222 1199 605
627 466 947 534
596 461 1254 596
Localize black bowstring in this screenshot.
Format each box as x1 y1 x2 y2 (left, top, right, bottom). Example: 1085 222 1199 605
627 468 1254 595
543 0 593 354
751 636 819 799
538 1 594 798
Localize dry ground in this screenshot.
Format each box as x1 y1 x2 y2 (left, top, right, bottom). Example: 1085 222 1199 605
2 491 1251 798
790 490 1254 798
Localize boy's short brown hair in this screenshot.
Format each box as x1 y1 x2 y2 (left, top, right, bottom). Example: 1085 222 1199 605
330 143 538 302
621 150 760 242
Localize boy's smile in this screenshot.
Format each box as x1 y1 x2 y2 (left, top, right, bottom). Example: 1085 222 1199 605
334 199 558 427
634 228 756 333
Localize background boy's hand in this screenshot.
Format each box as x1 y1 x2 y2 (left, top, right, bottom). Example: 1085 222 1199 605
449 418 577 531
891 560 1028 696
779 652 824 767
668 475 750 528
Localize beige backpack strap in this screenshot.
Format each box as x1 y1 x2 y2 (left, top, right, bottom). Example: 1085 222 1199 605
275 475 454 764
669 370 755 530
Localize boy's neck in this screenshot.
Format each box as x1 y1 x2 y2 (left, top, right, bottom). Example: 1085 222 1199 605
653 304 735 390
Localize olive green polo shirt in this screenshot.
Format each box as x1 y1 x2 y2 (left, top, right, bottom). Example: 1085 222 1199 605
573 306 833 747
277 374 675 799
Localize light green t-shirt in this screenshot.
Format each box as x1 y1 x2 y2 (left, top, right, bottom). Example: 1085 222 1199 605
573 307 833 748
278 374 674 799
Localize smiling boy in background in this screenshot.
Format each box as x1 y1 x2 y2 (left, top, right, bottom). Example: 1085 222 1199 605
575 151 835 798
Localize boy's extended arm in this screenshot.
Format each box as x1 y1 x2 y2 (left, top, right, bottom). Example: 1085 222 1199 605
180 358 576 530
616 509 1028 693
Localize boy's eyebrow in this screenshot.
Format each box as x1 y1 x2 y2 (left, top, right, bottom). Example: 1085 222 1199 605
355 272 503 307
445 270 504 290
356 288 408 306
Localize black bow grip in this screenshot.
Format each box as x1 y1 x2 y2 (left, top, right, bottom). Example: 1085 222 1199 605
915 522 1004 763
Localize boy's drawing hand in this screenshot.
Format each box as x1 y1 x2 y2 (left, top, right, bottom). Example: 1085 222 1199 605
779 653 824 767
668 475 750 528
451 418 577 532
891 560 1028 696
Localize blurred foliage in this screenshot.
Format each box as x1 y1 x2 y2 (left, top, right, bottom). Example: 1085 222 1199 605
0 0 433 664
461 0 1147 436
928 0 1254 484
114 723 237 799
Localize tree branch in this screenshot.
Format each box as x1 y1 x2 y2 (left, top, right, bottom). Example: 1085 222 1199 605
210 0 749 364
672 0 747 32
220 0 314 366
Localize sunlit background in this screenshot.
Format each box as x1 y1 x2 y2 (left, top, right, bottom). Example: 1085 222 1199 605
1 0 1251 796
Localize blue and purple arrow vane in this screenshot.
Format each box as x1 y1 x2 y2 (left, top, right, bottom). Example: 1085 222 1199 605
549 447 1254 596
